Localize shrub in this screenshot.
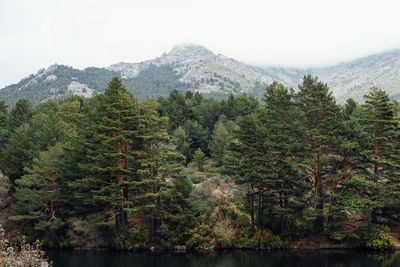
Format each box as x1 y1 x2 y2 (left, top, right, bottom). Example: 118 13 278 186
235 227 253 248
325 224 351 242
251 229 283 249
213 219 235 249
67 218 106 250
193 148 206 172
184 223 210 249
0 224 52 267
354 224 394 250
236 214 250 228
287 220 313 240
236 228 283 249
111 226 148 250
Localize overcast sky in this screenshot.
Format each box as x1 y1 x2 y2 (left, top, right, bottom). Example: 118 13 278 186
2 0 400 88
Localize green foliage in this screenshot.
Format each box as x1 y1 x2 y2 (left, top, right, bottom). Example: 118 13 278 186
4 75 400 252
193 148 206 171
124 65 189 100
184 223 210 249
362 87 400 222
8 98 33 133
251 229 284 249
66 217 106 250
11 143 65 243
286 220 313 240
209 119 231 166
354 224 395 250
236 228 284 249
111 226 149 250
325 224 351 242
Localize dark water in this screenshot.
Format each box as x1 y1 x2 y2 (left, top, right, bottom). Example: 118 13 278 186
46 249 400 267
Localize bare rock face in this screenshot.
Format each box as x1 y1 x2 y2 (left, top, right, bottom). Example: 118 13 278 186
67 81 94 98
44 75 57 82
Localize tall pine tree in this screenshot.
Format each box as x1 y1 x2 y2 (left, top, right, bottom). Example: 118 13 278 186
362 87 400 222
80 77 141 227
258 82 307 234
296 75 343 233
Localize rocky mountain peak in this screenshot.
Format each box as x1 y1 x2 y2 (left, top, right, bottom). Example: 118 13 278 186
166 44 215 58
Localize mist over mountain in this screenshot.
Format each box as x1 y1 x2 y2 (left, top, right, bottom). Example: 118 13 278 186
2 45 400 106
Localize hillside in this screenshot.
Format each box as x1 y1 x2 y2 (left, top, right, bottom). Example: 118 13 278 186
2 45 400 106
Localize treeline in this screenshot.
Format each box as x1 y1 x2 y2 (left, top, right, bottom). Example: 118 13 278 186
0 75 399 250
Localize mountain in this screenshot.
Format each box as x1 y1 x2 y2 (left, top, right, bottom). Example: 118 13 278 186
2 45 400 107
311 50 400 101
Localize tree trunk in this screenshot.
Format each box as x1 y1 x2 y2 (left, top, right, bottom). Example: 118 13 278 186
257 195 263 229
314 165 324 233
250 185 255 233
280 196 289 234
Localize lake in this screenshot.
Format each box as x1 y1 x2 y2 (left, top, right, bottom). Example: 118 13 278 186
46 249 400 267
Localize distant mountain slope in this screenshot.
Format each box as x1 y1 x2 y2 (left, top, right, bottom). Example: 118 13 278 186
312 50 400 101
2 45 400 106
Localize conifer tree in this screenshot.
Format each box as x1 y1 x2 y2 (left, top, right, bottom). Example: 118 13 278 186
27 109 70 162
62 97 102 217
258 82 307 234
0 100 8 167
8 99 33 134
193 148 206 171
223 112 262 233
362 87 400 222
80 77 140 227
130 99 189 243
296 75 343 233
209 120 230 166
11 143 64 228
2 123 30 184
172 126 191 163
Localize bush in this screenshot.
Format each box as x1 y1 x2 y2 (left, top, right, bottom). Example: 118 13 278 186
354 224 394 250
236 228 284 249
236 227 253 248
287 220 313 240
111 226 148 250
325 224 351 242
184 223 210 249
213 219 235 249
0 224 52 267
67 218 106 250
251 229 283 249
193 148 206 172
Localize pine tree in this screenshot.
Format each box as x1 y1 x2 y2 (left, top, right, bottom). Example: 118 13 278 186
362 87 400 222
172 126 191 163
209 120 230 166
296 75 343 233
258 82 307 234
11 143 64 228
8 99 33 134
62 97 102 217
79 77 141 227
130 99 189 243
193 148 206 171
223 112 262 233
27 109 70 162
0 100 8 169
2 123 30 184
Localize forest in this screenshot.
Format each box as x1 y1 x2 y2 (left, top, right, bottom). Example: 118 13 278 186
0 75 399 251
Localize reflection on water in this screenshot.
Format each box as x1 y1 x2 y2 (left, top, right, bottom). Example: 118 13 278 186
46 249 400 267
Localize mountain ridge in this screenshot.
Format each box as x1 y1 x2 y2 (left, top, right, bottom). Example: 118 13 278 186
2 44 400 106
